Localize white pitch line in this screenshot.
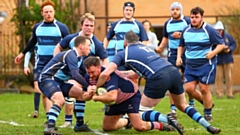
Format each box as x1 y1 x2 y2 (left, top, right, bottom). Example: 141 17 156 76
0 120 108 135
0 120 26 126
92 130 109 135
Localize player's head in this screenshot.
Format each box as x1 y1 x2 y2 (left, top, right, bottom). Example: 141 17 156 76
170 2 182 20
190 6 204 28
123 2 135 20
74 36 91 56
41 0 55 22
106 22 113 32
84 56 101 80
80 13 95 37
124 30 139 47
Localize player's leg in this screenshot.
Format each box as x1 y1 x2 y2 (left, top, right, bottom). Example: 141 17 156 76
198 64 217 121
39 79 64 135
59 98 74 128
139 73 183 134
66 81 92 132
102 115 126 131
32 81 41 118
169 67 221 134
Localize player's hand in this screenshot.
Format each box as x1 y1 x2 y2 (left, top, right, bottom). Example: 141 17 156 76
206 51 215 60
87 85 96 94
14 53 24 64
24 67 31 76
176 57 182 66
155 46 163 54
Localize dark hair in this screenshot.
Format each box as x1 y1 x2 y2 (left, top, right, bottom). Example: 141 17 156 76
190 6 204 16
74 36 87 47
142 20 152 27
125 30 139 44
83 56 100 68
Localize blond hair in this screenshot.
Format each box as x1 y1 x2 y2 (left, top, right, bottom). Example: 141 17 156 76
80 13 95 25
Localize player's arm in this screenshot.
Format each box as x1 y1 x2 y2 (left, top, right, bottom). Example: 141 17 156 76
206 44 225 60
53 43 63 56
92 89 117 104
176 46 184 66
155 37 168 53
23 51 32 76
101 58 109 67
103 37 109 49
96 62 118 87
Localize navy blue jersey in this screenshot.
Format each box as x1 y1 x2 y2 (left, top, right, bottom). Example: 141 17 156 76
106 19 148 52
39 49 88 88
112 44 171 79
163 16 190 57
85 67 138 104
59 31 108 59
22 20 70 66
179 22 224 68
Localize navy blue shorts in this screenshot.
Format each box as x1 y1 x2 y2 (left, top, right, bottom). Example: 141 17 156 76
184 64 216 84
38 77 73 99
105 91 141 116
168 56 185 73
144 65 184 99
33 67 43 81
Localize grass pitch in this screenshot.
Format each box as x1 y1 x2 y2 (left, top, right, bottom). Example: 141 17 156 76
0 93 240 135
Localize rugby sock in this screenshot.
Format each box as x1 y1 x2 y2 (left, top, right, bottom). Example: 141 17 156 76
46 112 49 120
185 106 210 128
170 104 177 112
151 122 163 130
34 92 41 111
74 100 85 126
189 99 195 106
204 108 212 117
65 115 72 124
48 104 61 124
141 110 168 123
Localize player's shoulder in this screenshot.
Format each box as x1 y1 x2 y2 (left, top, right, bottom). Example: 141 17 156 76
92 35 103 45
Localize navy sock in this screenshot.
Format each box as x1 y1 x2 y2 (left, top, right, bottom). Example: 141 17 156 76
65 115 72 123
170 104 177 111
34 92 41 111
185 106 210 128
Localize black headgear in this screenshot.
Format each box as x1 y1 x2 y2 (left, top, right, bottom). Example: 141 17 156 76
123 2 135 11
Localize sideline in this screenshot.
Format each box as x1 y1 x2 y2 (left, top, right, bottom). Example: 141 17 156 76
0 120 26 126
0 120 108 135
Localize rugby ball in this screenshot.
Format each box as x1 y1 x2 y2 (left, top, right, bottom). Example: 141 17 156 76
96 87 107 95
96 87 115 105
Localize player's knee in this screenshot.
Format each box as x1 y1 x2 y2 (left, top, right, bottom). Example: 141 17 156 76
133 125 146 132
139 105 154 119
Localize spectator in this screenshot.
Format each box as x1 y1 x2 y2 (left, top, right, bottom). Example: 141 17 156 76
213 20 236 99
142 20 158 50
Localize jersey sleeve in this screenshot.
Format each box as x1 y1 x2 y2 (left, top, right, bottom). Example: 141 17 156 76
105 72 118 92
59 34 73 49
112 51 125 67
22 24 38 54
163 21 169 38
207 26 224 45
106 21 118 40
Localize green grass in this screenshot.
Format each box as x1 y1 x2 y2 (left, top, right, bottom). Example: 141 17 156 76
0 93 240 135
